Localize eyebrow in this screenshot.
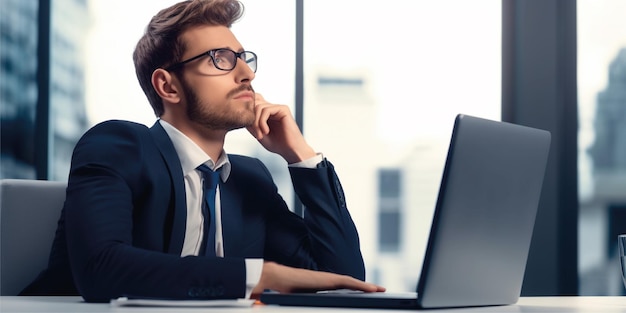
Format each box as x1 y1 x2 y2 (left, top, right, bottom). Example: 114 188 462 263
216 46 245 53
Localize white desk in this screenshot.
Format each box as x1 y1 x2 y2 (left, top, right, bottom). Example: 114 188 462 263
1 296 624 312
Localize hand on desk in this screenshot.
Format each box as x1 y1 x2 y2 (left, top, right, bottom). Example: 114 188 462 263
251 262 386 298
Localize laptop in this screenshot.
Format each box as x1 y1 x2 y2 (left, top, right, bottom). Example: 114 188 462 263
260 114 551 309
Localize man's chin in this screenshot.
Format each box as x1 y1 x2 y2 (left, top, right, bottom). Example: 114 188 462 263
226 117 255 132
226 124 246 132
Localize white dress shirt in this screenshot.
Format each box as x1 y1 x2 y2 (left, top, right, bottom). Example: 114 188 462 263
159 120 322 298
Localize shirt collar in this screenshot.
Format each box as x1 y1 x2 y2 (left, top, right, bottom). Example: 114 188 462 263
159 119 231 182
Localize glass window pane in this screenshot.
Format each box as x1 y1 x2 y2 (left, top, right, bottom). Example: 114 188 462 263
0 0 38 179
379 211 401 252
304 0 501 291
379 169 401 198
378 168 402 253
50 0 89 181
577 0 626 296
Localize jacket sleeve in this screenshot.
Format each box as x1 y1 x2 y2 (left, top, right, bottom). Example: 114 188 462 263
265 158 366 280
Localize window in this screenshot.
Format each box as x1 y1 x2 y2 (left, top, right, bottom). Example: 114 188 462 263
49 0 89 180
577 0 626 296
304 0 501 291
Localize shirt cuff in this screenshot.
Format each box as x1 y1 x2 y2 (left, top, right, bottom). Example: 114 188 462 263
288 153 323 169
245 258 263 299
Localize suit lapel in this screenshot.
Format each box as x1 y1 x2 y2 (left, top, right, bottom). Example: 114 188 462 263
150 121 187 255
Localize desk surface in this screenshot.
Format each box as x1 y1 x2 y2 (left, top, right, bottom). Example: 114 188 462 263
1 296 624 312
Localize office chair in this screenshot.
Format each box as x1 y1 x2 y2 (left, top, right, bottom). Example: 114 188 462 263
0 179 66 296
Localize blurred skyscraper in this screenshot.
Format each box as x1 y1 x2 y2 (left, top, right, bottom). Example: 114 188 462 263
0 0 89 180
585 47 626 295
48 0 90 180
1 0 39 179
588 47 626 209
589 48 626 175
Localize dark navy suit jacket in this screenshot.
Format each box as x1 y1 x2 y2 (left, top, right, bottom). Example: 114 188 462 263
22 120 365 302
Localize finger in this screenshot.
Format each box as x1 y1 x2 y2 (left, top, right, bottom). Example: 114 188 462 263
255 104 286 137
248 103 270 139
246 93 266 140
246 103 271 140
338 276 386 293
309 272 384 293
245 113 261 139
253 105 271 138
257 106 272 136
361 282 386 293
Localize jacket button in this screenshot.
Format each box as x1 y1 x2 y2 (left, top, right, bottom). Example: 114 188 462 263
187 287 198 297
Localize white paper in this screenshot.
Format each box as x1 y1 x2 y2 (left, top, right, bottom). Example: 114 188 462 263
110 297 255 307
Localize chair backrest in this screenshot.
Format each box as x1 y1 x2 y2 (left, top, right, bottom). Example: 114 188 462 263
0 179 66 296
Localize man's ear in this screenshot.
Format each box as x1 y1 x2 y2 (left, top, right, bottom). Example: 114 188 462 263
152 68 181 104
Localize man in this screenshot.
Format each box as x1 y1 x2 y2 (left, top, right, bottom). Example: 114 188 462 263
21 0 384 303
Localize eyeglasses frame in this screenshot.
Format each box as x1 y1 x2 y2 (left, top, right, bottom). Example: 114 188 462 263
165 48 257 73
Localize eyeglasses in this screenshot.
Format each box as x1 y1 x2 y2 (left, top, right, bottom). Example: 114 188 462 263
166 48 257 73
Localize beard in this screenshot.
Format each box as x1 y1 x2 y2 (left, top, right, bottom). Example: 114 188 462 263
182 79 255 131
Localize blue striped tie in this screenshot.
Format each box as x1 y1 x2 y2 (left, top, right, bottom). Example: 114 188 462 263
197 164 221 256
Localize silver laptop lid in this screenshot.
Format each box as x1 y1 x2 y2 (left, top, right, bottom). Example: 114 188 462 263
417 114 551 308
